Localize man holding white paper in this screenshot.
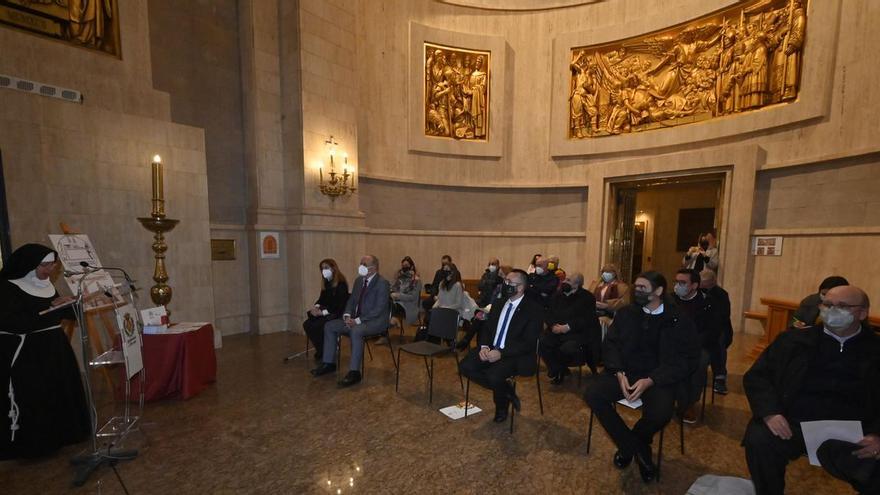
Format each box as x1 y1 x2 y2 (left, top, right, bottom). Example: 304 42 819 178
743 285 880 494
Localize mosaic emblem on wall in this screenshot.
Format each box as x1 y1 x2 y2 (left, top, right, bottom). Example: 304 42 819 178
568 0 806 138
0 0 120 57
424 42 490 141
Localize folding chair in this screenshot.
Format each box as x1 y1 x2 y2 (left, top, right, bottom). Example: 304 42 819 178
395 308 463 402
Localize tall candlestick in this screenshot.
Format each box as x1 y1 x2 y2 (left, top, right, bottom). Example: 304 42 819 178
151 154 164 217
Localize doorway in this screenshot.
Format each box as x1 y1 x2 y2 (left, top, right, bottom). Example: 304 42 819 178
606 173 725 283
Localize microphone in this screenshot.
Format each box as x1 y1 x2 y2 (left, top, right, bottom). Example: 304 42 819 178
78 262 139 292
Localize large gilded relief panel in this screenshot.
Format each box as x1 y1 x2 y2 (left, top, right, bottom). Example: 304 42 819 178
424 42 490 141
408 22 506 157
569 0 806 138
0 0 120 57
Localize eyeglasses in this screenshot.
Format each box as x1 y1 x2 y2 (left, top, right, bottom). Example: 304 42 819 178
819 302 864 310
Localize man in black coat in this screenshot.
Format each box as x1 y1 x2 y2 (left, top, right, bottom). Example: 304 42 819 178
459 269 543 423
700 269 733 394
526 256 559 309
584 271 700 484
743 285 880 495
673 268 722 422
539 272 601 382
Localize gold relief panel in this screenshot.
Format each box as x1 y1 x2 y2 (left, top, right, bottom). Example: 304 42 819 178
568 0 806 138
424 42 490 141
0 0 120 57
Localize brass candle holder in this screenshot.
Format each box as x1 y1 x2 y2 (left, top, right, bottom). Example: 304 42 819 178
137 155 180 307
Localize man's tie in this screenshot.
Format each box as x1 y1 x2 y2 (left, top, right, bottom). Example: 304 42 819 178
355 278 368 318
494 302 513 348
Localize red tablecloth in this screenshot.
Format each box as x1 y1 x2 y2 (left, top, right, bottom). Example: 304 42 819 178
128 323 217 401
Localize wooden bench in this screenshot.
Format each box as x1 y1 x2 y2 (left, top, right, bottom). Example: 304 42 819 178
744 297 880 361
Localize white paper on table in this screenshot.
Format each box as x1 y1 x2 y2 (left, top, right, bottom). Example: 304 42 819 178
800 420 863 466
439 401 482 420
617 398 643 409
146 322 210 335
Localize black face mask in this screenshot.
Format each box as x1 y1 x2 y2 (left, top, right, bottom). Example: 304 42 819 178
699 241 709 250
401 266 411 273
633 290 652 306
561 283 573 293
501 283 517 298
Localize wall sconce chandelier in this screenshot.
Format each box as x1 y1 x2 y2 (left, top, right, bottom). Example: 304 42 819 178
319 135 357 200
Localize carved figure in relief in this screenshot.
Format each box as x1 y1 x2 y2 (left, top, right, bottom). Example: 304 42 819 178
466 56 488 138
68 0 113 47
567 0 806 138
423 44 489 140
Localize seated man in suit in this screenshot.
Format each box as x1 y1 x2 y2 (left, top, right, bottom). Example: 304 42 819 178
583 271 699 484
539 272 601 382
459 269 543 423
311 255 390 387
743 285 880 495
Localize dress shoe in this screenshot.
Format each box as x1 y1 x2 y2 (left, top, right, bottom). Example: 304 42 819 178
493 409 509 423
338 370 362 387
612 450 632 469
634 451 657 483
310 363 336 376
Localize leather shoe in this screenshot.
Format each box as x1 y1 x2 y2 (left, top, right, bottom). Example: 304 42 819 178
612 450 632 469
310 363 336 376
338 370 362 387
493 409 509 423
635 451 657 483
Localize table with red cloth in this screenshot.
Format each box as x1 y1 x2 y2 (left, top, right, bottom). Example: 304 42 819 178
128 322 217 401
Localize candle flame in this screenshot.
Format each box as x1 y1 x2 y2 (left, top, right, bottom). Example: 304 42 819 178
152 154 162 164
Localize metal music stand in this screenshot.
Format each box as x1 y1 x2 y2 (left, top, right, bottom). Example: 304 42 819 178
68 267 145 487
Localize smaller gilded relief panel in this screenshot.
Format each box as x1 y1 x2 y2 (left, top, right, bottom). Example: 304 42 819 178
0 0 120 57
568 0 806 138
424 42 490 141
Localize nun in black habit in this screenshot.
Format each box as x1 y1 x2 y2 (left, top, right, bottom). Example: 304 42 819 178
0 243 90 460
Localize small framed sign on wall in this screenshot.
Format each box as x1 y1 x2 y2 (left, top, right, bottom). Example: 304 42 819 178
752 236 783 256
259 232 280 259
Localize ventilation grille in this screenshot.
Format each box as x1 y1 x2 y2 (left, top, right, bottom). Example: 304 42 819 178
0 74 82 103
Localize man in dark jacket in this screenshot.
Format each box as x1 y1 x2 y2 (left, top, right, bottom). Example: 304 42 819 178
539 272 601 382
584 271 700 484
526 256 559 309
459 269 543 423
700 269 733 394
743 285 880 495
673 268 722 422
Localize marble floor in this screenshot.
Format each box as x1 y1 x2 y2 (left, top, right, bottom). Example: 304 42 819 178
2 331 853 494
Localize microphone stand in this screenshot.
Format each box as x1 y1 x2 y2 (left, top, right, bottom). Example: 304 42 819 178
69 265 141 487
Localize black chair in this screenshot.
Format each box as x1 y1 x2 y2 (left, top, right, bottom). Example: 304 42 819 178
586 403 685 482
464 339 544 434
395 307 463 402
336 304 398 382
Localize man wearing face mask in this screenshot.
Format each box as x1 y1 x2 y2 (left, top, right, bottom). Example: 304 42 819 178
699 269 733 395
743 285 880 495
459 269 543 423
526 256 559 309
682 234 719 273
539 273 601 383
477 258 503 307
584 271 699 484
311 255 390 387
673 268 722 423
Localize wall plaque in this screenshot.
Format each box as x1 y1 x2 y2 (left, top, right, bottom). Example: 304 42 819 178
424 42 491 141
0 0 120 57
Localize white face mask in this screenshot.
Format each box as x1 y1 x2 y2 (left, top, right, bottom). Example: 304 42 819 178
321 268 333 281
601 272 615 283
821 307 856 332
488 265 497 273
358 264 369 277
535 267 545 275
674 283 690 298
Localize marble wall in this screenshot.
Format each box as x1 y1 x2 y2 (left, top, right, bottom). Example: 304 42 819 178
0 2 215 325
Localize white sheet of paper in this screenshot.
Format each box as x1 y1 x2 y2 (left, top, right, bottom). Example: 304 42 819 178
617 398 643 409
439 402 482 420
800 420 863 466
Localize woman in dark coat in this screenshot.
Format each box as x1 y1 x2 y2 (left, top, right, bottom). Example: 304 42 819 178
303 258 349 360
0 243 90 460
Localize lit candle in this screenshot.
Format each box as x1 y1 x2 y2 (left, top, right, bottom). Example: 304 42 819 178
151 154 164 216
